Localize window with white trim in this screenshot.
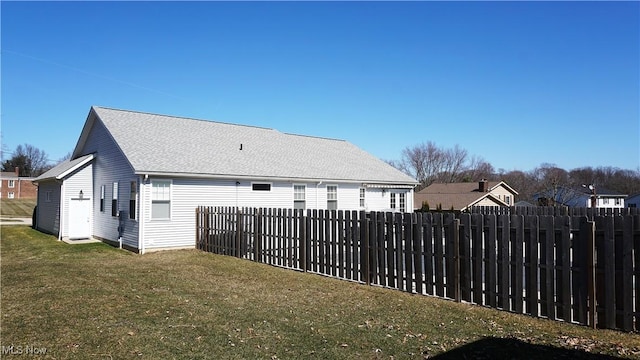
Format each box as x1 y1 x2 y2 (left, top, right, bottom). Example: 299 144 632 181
151 180 171 219
399 193 406 212
8 180 15 188
100 185 105 212
327 185 337 210
294 185 305 210
112 182 119 217
359 188 365 208
505 195 511 205
8 192 15 199
390 193 396 210
129 181 137 220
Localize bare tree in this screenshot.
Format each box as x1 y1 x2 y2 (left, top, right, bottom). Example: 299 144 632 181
399 141 445 187
465 155 495 182
1 144 50 177
438 145 468 183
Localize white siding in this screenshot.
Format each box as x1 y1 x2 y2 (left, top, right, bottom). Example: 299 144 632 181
76 119 139 248
60 163 93 238
35 181 61 236
140 178 412 250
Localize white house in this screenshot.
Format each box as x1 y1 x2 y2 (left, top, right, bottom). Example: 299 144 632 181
533 186 627 208
34 106 418 253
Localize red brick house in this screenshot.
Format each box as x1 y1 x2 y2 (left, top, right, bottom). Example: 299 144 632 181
1 167 37 199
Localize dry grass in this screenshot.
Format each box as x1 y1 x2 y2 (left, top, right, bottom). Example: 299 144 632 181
1 226 639 359
0 198 36 217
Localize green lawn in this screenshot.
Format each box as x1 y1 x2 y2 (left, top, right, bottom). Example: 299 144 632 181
1 226 639 359
0 198 36 217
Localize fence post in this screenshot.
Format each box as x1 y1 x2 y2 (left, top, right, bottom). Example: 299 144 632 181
361 211 370 285
236 208 243 258
300 209 307 272
195 207 201 250
453 218 461 302
586 220 596 329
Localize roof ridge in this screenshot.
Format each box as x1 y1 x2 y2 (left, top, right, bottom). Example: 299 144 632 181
92 105 276 132
283 132 346 142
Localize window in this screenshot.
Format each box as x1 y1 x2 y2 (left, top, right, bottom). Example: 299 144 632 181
152 180 171 219
8 192 15 199
399 193 406 212
8 180 15 188
45 191 52 203
294 185 305 210
359 188 365 208
252 183 271 191
615 198 621 206
505 195 511 205
112 182 119 217
327 185 337 210
603 198 609 205
100 185 105 212
129 181 137 220
390 193 396 209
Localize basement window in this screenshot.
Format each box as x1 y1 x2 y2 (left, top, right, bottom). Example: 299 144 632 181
252 183 271 191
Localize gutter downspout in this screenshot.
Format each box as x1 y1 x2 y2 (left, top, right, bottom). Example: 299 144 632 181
316 181 323 209
140 175 147 254
58 181 64 241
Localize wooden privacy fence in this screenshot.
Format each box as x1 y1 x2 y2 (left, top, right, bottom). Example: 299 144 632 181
195 206 640 332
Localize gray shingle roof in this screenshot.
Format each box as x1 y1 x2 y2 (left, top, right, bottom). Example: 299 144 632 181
80 107 417 184
33 154 94 182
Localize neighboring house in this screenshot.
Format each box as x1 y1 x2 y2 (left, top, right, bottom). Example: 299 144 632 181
0 167 37 199
533 186 627 208
414 180 518 212
34 106 418 252
627 193 640 208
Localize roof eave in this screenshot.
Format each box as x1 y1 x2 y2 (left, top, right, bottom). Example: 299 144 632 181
134 170 417 186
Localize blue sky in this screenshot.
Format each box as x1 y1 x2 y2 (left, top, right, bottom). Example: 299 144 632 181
2 1 639 172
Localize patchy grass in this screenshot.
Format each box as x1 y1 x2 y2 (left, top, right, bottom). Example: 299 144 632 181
1 226 639 359
0 198 36 217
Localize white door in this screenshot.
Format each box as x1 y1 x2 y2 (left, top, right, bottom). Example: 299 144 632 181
69 198 91 239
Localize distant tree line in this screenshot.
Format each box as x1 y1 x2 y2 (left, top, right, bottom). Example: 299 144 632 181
390 142 640 203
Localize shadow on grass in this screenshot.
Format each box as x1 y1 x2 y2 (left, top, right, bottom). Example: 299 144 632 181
431 336 624 360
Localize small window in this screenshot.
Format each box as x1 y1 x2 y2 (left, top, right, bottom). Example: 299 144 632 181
390 193 396 209
399 193 406 212
112 182 118 217
8 180 15 188
45 191 52 203
152 180 171 219
505 195 511 205
615 198 621 206
8 192 15 199
603 198 609 205
327 185 337 210
129 181 137 220
294 184 305 210
359 188 365 208
100 185 105 212
252 183 271 191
